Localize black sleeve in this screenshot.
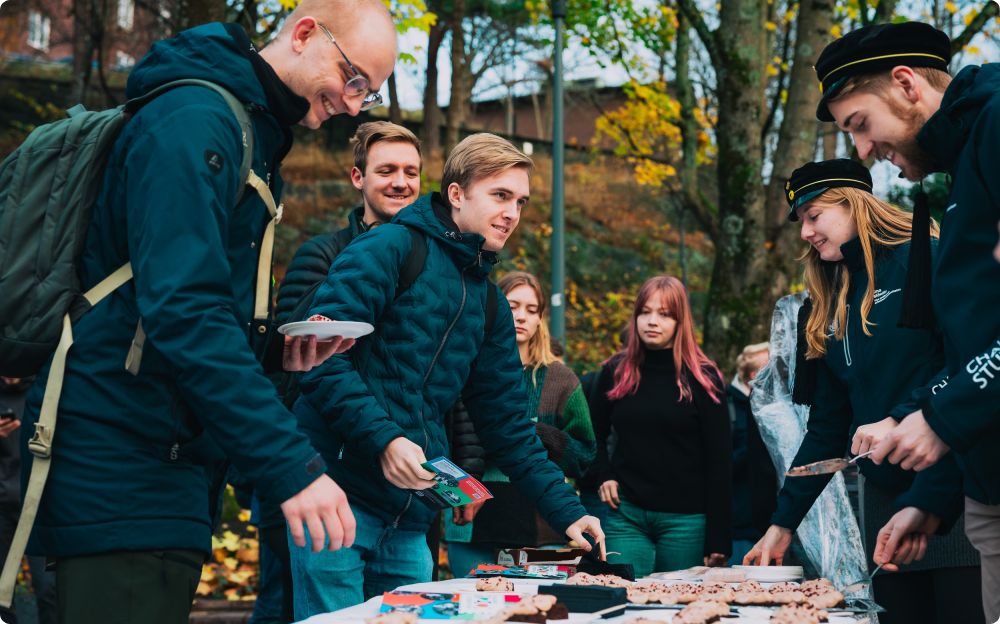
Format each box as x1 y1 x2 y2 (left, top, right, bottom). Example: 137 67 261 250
770 358 853 530
695 371 733 557
589 363 617 485
731 392 748 475
446 399 486 480
274 232 347 324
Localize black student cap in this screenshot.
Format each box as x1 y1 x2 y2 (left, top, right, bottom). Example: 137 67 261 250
814 22 951 122
785 159 872 221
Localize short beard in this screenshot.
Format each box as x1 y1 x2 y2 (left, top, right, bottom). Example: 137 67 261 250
362 193 401 226
886 98 937 179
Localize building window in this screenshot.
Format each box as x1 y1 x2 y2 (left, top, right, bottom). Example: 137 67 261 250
27 11 51 51
117 0 134 30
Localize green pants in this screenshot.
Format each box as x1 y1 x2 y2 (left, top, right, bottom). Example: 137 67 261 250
56 550 204 624
604 498 705 578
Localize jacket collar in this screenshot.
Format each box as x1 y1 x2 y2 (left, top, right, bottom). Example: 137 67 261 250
348 205 369 237
393 193 499 278
840 237 865 274
223 23 309 128
917 64 998 174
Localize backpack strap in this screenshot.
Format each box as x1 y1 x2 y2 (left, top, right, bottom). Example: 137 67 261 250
397 225 427 299
0 263 133 608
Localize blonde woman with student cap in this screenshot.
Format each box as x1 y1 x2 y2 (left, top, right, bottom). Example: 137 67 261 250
744 158 982 624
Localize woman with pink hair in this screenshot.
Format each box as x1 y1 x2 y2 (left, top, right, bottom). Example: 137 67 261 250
592 275 731 576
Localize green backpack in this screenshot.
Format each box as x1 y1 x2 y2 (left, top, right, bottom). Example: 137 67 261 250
0 78 254 377
0 79 267 610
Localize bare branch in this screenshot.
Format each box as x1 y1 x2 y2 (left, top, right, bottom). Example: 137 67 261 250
951 1 999 55
674 0 724 69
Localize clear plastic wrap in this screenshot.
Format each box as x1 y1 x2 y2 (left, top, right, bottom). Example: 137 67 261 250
750 292 872 599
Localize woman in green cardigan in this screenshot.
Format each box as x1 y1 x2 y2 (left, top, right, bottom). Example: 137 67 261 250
444 271 596 577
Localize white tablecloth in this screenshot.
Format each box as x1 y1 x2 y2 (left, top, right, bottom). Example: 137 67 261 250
297 577 875 624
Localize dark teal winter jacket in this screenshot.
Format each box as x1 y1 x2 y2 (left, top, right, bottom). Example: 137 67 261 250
20 24 326 558
772 239 964 530
915 64 1000 506
295 192 588 533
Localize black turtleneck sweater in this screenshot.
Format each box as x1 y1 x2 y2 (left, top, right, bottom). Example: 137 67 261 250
591 348 732 556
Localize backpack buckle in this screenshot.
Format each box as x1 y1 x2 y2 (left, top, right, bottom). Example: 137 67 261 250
28 424 52 459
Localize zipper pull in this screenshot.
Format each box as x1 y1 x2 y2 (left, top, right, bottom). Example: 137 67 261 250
169 443 179 461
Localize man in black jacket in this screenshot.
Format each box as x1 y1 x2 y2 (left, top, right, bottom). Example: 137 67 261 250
812 21 1000 620
274 121 422 325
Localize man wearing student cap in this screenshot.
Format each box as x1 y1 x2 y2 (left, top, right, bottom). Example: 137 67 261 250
812 20 1000 620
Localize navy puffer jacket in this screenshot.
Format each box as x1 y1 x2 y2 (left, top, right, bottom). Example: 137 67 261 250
295 192 587 532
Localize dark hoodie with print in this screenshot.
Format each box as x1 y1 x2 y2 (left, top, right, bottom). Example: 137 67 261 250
914 64 1000 506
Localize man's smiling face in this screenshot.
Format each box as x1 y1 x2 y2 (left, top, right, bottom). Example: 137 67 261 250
352 140 421 224
448 167 530 252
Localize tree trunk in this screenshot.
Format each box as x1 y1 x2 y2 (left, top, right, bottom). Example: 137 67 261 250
388 73 403 125
71 0 94 104
822 125 838 160
183 0 227 28
444 0 466 156
701 0 769 367
761 0 836 309
421 20 447 155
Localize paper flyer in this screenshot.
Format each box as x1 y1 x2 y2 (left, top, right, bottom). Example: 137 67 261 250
412 456 493 510
379 591 521 620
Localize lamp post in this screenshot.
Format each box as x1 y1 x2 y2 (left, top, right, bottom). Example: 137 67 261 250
550 0 567 344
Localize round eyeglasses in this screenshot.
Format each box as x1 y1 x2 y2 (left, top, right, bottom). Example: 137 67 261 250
317 23 384 112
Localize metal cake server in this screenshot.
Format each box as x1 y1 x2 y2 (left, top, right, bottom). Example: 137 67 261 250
786 450 875 477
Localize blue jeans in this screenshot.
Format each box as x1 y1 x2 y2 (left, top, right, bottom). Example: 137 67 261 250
287 506 433 620
604 498 705 578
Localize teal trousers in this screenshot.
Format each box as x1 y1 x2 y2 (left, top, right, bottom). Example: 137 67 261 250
604 498 705 578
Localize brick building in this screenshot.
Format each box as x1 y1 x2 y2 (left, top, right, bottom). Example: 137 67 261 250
0 0 173 70
464 80 628 150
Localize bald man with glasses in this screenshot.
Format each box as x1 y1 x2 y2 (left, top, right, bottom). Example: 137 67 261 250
12 2 398 622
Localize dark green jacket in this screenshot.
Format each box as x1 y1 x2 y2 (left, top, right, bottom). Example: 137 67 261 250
916 64 1000 505
20 24 326 558
772 239 964 530
294 192 587 532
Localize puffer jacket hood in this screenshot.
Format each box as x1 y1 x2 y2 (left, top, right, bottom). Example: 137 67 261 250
393 192 499 280
919 64 1000 174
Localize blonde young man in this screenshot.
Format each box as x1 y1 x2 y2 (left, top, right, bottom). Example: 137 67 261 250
17 2 396 622
289 133 604 618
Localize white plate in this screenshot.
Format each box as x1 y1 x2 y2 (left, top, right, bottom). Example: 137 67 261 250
277 320 374 340
732 565 804 582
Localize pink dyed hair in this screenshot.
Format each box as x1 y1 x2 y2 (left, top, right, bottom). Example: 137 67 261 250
607 275 723 403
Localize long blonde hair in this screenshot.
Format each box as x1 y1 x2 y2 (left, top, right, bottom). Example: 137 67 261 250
801 187 939 358
497 271 557 374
